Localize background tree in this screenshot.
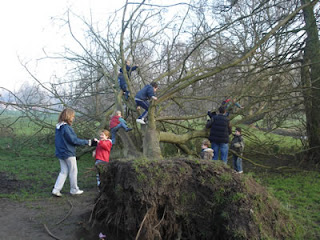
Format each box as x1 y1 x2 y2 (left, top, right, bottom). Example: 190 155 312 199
1 0 319 160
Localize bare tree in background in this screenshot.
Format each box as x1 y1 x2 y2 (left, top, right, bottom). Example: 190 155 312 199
1 0 318 159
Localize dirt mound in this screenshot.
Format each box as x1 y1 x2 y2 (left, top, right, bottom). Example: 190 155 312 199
90 158 297 240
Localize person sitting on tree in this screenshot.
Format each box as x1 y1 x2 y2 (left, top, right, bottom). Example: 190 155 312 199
221 97 243 116
109 110 132 144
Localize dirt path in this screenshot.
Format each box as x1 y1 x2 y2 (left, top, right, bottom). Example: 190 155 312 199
0 189 98 240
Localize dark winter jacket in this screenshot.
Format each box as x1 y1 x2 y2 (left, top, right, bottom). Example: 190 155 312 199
230 134 244 154
120 64 138 78
55 122 88 159
135 84 155 101
206 114 232 144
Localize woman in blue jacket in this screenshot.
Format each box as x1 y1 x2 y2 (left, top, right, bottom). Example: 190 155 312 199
52 108 93 197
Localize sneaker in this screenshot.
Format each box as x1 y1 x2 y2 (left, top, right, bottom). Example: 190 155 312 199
126 128 133 132
136 119 146 124
70 189 84 195
52 189 62 197
237 171 243 174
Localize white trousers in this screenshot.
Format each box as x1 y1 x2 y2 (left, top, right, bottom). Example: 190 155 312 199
53 156 79 192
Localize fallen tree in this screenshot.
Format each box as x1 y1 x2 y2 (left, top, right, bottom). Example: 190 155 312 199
90 158 298 240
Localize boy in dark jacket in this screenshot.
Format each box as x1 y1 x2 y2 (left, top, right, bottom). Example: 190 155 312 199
135 82 158 124
230 127 244 173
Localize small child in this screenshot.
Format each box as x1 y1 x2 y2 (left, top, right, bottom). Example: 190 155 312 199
230 127 244 173
109 111 132 145
94 129 113 187
200 139 214 160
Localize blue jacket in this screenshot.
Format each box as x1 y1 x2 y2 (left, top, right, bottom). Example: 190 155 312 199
120 65 138 78
135 84 155 101
55 122 88 159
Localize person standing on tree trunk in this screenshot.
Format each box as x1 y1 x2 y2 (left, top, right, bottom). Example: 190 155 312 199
206 106 232 163
118 60 138 100
135 82 158 124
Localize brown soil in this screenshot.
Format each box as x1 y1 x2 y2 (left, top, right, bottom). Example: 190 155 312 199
0 183 98 240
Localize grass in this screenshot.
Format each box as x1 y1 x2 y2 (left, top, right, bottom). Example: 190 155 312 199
258 171 320 239
0 114 96 200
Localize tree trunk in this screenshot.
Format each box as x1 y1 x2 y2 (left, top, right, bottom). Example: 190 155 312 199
301 0 320 161
142 103 162 158
117 129 142 158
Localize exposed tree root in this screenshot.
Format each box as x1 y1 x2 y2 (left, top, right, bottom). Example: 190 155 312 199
55 199 73 225
43 224 64 240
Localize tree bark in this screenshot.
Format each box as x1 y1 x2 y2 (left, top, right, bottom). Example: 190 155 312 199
142 103 162 158
301 0 320 160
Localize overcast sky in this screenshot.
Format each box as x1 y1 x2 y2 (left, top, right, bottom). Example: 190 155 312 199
0 0 123 92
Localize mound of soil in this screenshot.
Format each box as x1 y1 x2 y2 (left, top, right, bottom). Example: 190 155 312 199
90 158 297 240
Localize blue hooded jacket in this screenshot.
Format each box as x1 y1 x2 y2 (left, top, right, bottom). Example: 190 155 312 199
55 122 88 159
135 84 155 101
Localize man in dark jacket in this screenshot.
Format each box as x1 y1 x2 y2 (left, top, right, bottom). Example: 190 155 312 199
206 106 232 163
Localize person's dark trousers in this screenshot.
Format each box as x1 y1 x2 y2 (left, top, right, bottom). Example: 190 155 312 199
120 83 130 100
135 99 149 119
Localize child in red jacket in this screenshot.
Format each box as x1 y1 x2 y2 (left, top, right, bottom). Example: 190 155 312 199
94 129 112 187
109 111 132 144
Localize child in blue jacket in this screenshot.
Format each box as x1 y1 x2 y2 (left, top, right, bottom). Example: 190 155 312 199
52 108 95 197
134 82 158 124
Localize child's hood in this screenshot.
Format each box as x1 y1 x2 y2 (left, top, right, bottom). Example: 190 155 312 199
56 122 67 130
203 148 214 153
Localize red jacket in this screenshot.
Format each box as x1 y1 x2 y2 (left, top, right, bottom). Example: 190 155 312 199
95 139 112 162
109 115 120 129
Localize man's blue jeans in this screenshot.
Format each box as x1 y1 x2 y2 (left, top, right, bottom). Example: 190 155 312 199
211 142 229 163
